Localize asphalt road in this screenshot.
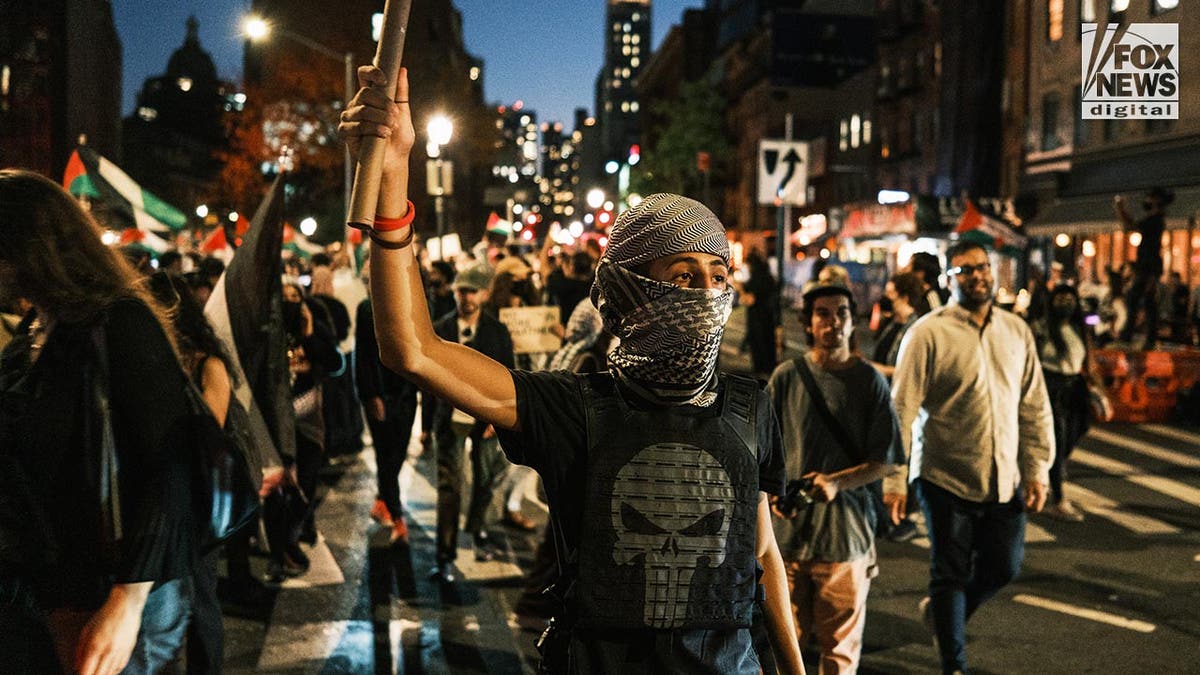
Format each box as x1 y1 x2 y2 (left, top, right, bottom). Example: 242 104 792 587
217 311 1200 674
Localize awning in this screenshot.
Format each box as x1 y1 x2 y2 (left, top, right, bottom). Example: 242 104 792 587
1026 185 1200 236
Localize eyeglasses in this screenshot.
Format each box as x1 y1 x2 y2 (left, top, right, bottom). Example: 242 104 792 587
948 262 991 277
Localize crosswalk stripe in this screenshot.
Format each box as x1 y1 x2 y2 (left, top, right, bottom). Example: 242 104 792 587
1064 482 1180 535
1073 449 1200 508
1086 428 1200 470
1012 594 1156 633
908 522 1056 548
280 533 347 588
1140 423 1200 447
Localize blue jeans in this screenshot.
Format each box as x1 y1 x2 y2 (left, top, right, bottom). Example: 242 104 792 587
916 479 1025 674
125 578 192 674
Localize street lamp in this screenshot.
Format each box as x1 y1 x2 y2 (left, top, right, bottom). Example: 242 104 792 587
426 115 453 253
242 14 355 228
586 188 606 210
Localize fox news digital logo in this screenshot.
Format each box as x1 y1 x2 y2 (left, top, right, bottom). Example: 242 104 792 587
1082 23 1178 119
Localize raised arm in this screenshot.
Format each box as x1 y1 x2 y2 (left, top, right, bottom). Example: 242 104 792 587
341 66 518 430
1113 195 1135 230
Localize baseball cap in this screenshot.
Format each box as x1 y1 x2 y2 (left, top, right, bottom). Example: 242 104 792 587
453 264 493 291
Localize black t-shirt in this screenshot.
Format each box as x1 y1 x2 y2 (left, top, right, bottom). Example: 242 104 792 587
496 369 785 673
1135 213 1165 271
497 369 785 571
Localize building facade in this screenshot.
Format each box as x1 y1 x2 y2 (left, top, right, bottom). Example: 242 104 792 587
1020 0 1200 287
596 0 651 166
0 0 122 177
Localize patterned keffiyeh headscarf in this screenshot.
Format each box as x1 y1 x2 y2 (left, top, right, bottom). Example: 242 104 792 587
591 193 733 407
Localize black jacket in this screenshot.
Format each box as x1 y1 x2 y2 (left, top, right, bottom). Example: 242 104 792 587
432 311 515 432
354 298 418 402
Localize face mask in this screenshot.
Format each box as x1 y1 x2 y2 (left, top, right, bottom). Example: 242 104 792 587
593 261 732 407
282 300 304 337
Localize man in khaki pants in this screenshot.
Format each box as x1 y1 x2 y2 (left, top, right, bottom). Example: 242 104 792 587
768 283 904 673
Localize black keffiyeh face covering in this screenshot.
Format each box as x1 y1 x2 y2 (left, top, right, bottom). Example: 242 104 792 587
591 194 732 407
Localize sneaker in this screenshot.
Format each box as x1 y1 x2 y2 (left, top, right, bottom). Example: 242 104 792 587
370 499 394 527
429 562 456 584
503 509 537 532
918 596 939 653
390 517 409 543
885 520 919 542
1044 500 1085 522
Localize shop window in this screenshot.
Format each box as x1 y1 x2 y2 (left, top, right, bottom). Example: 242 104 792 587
1041 93 1061 151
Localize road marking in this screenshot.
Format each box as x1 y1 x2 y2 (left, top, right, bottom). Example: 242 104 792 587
402 456 525 582
1072 449 1200 507
1012 594 1156 633
908 522 1055 549
1087 428 1200 469
280 533 346 588
1064 483 1180 535
1140 424 1200 447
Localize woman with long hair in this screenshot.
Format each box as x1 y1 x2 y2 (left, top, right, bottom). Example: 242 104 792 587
0 169 195 674
1033 284 1100 521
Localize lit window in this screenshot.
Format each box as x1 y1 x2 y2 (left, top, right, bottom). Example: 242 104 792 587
1080 0 1096 22
632 47 640 55
624 23 631 32
613 79 621 88
623 68 631 77
1154 0 1179 12
1110 0 1129 11
177 77 193 92
862 119 872 144
630 101 639 112
373 13 384 41
521 115 530 125
851 114 861 148
623 34 631 44
621 101 629 112
138 106 158 121
469 66 480 81
631 57 640 67
839 119 849 152
623 45 631 56
0 64 9 96
632 34 641 45
632 12 640 21
1048 0 1063 42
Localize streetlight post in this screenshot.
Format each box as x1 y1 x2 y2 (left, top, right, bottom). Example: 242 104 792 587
426 115 453 257
243 16 354 225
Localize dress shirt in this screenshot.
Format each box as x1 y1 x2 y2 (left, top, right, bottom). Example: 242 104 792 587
889 303 1055 503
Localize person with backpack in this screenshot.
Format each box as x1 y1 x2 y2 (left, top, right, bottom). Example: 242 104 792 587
767 283 904 673
338 66 805 674
0 169 195 675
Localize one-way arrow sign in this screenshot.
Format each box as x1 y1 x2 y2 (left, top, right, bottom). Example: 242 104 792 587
757 139 809 206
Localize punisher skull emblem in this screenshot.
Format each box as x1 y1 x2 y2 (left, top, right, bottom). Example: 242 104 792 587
610 443 735 628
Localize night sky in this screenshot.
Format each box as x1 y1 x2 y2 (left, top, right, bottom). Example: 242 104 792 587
113 0 704 125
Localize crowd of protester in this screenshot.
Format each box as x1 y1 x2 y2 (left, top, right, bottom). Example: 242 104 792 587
2 65 1195 675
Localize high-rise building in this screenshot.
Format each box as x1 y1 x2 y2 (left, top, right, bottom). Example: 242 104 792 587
122 17 240 212
596 0 651 165
492 102 539 187
0 0 122 177
246 0 492 239
539 120 580 221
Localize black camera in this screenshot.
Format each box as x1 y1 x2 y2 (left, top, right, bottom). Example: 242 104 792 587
777 477 816 517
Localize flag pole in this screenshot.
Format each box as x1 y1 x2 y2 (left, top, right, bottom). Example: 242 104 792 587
346 0 413 230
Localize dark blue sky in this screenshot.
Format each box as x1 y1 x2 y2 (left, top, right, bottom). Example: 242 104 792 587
113 0 704 125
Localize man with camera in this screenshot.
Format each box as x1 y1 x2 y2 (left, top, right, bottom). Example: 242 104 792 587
767 283 904 673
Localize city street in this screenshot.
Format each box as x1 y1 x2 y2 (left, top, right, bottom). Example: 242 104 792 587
216 319 1200 674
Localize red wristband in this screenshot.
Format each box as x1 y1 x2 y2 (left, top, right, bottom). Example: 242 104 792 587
373 200 416 231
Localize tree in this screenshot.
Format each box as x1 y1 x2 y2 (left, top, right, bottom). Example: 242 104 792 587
631 81 730 200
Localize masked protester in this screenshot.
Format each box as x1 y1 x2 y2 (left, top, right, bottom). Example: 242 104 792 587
338 65 805 675
1031 284 1106 522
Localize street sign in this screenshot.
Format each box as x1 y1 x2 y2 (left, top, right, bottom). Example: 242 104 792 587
757 139 808 206
426 160 453 196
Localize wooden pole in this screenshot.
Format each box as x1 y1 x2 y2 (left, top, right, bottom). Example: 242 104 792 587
346 0 412 229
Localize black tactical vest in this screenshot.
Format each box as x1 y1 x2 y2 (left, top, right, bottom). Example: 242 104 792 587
573 373 761 630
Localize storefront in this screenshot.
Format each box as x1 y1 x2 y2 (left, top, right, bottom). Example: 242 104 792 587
1025 186 1200 288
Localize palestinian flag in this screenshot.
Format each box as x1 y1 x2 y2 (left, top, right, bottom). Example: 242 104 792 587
204 177 294 469
62 147 188 233
118 226 171 254
955 199 1028 256
282 223 324 257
